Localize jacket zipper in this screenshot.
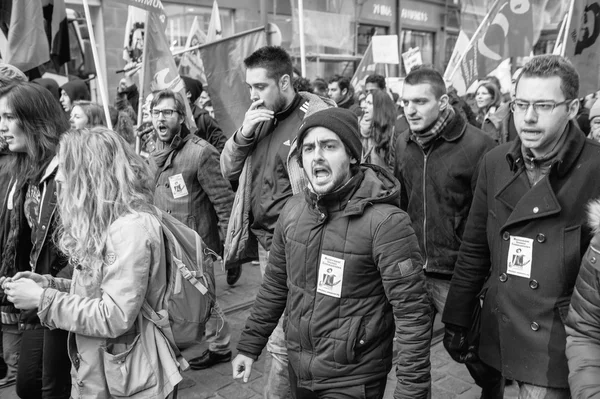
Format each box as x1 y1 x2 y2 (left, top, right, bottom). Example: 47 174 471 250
422 147 433 269
306 199 326 384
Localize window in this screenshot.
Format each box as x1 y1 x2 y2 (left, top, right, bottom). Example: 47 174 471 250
400 29 434 75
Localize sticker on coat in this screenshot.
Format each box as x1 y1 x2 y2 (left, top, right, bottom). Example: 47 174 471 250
507 235 533 278
317 254 344 298
169 174 189 198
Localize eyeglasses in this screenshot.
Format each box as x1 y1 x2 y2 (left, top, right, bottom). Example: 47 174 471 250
510 99 572 115
151 108 179 118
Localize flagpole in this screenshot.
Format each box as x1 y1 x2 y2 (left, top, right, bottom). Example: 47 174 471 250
135 10 150 154
298 0 306 77
561 0 575 57
447 0 502 82
82 0 112 130
171 26 265 57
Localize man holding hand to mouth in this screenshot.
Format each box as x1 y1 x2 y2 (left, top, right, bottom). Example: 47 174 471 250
443 55 600 398
232 107 432 398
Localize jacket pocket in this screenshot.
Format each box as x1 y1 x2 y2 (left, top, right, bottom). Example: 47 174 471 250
345 316 363 363
102 334 158 397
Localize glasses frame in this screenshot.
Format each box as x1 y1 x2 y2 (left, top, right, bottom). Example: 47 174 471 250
510 99 573 115
151 108 179 118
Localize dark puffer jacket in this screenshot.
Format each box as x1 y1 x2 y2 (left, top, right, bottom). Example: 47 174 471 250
237 165 432 398
396 111 495 275
566 199 600 398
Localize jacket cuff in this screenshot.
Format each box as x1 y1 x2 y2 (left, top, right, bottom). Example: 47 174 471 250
233 128 254 146
37 288 57 326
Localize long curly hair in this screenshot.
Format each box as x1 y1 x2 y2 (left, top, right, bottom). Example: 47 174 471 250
56 127 156 268
369 90 397 165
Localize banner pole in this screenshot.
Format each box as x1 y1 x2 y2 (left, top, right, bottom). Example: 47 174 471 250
298 0 307 77
82 0 112 130
135 10 150 155
561 0 575 57
447 0 502 82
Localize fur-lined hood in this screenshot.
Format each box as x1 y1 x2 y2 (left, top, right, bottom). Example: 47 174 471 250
589 199 600 235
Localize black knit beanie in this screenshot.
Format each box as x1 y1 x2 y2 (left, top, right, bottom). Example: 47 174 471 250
297 108 362 162
181 76 203 103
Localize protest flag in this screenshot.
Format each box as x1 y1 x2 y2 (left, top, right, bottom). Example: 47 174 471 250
563 0 600 96
41 0 70 70
178 16 208 85
206 1 223 42
199 26 267 137
140 10 196 130
0 0 50 72
120 0 166 23
123 6 147 63
350 41 386 92
448 0 534 94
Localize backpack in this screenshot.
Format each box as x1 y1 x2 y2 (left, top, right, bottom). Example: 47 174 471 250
141 207 217 370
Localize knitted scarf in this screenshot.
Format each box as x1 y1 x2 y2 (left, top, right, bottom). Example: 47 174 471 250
151 125 189 169
411 107 455 150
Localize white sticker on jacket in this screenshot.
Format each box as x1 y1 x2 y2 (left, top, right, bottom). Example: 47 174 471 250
507 235 533 278
317 254 344 298
168 174 189 199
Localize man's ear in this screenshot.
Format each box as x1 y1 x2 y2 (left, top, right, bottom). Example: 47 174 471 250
439 94 450 111
567 98 580 120
350 158 357 165
342 88 348 97
280 74 291 91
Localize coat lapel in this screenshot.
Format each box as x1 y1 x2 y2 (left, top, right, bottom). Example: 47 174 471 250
498 174 561 230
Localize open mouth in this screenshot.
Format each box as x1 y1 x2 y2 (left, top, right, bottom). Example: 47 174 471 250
313 166 330 181
156 124 168 134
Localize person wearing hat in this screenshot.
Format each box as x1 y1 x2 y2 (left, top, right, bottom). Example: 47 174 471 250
59 79 90 113
588 96 600 142
181 76 228 155
232 107 432 398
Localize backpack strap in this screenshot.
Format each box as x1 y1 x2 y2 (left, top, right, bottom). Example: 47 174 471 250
141 301 190 371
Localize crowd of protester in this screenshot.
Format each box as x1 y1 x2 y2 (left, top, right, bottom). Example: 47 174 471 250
1 46 600 399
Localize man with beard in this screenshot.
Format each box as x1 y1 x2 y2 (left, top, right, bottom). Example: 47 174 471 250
232 108 432 398
221 45 332 398
149 89 237 372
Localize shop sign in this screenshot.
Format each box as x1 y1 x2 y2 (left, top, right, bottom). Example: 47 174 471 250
360 0 395 23
401 9 428 23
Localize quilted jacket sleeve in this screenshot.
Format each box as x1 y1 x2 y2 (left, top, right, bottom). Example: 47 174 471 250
372 208 432 399
565 238 600 399
220 128 254 180
236 214 288 359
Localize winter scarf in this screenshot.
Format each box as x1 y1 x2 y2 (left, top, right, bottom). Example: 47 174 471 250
411 106 455 150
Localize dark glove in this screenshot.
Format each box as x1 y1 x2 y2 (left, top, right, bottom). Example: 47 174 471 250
136 122 157 153
443 324 477 364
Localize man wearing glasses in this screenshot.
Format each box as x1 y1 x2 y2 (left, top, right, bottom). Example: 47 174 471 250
150 89 237 372
443 54 600 398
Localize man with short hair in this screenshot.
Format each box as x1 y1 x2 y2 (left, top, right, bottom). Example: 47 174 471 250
396 66 497 395
232 107 432 399
149 89 237 371
443 54 600 398
327 74 361 117
365 74 386 94
221 45 332 398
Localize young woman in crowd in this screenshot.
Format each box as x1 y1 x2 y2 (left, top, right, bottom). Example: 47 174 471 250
2 127 182 398
59 79 90 114
475 81 502 143
69 100 106 130
0 82 71 398
359 89 397 171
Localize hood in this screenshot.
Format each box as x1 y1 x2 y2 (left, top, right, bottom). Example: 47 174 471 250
181 76 203 103
32 78 60 102
60 79 90 102
306 164 400 216
588 199 600 235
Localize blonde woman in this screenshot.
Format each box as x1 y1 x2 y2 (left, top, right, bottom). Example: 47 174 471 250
3 127 181 398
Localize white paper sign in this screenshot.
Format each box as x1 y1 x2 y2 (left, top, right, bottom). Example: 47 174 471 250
317 254 345 298
507 236 533 278
372 35 400 64
401 47 423 74
168 173 189 199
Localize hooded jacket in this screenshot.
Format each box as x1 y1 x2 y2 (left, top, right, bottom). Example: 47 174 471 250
566 199 600 398
60 79 90 102
237 165 432 398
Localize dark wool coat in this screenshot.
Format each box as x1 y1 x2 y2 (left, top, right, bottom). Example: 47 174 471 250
237 166 432 398
442 122 600 388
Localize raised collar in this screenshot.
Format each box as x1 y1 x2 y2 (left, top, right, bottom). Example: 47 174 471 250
40 156 59 184
275 93 302 121
406 108 466 144
505 120 586 177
